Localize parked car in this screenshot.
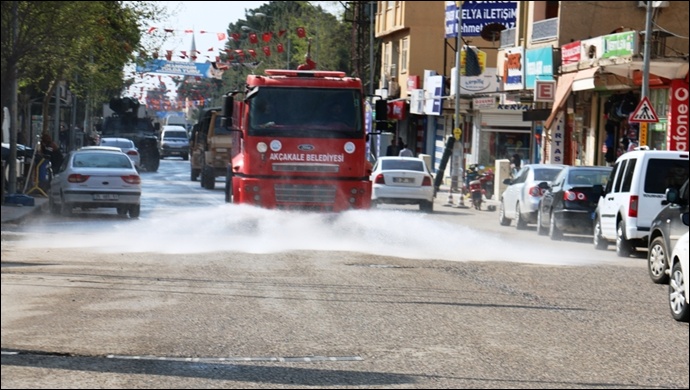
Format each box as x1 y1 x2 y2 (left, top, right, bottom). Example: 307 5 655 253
498 164 565 229
159 125 190 160
536 165 612 239
647 178 689 284
99 137 140 170
48 147 142 218
593 147 689 257
370 156 434 212
668 212 689 322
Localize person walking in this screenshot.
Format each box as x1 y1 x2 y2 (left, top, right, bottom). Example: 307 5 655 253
399 143 413 157
386 139 399 156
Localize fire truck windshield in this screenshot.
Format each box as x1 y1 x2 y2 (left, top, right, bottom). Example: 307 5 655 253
249 87 362 137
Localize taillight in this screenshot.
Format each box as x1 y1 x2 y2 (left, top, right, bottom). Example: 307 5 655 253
374 173 385 184
628 195 638 218
126 150 139 156
528 186 543 197
564 191 587 201
67 174 89 183
122 175 141 185
422 176 432 186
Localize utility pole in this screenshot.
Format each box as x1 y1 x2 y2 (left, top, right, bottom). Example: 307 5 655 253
641 0 653 101
453 1 465 207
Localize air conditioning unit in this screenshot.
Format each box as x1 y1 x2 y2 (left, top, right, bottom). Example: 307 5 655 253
637 1 670 7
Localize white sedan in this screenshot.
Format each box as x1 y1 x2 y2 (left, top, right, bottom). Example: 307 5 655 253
48 147 142 218
370 156 435 212
668 212 689 322
99 137 141 171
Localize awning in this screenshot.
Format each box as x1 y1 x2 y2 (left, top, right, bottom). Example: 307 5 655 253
572 66 601 92
603 60 689 80
544 72 577 129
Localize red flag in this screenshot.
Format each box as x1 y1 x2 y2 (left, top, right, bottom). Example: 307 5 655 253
296 27 306 38
216 56 221 63
248 33 258 44
147 27 157 34
224 49 233 54
181 51 187 57
248 49 257 57
207 47 214 52
235 49 244 56
231 33 241 42
200 30 208 34
184 29 194 33
262 32 273 42
217 32 227 41
278 29 287 37
276 43 284 53
263 46 271 56
164 28 174 33
165 50 172 60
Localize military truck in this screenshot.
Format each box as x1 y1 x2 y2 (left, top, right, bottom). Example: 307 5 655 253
99 97 160 172
189 106 235 189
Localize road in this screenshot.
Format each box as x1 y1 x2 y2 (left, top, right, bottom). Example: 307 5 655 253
1 158 688 389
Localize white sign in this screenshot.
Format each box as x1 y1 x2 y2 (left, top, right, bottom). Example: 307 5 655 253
424 75 444 116
473 97 496 109
535 80 556 102
550 112 565 164
629 96 659 123
410 89 425 115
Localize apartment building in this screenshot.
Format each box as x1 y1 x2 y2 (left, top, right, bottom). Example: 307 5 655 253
375 1 689 174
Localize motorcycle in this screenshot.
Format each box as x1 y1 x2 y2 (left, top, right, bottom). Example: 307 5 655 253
468 167 495 210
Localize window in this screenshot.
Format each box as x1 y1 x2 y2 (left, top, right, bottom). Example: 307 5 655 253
620 158 636 192
614 160 627 193
401 38 408 73
644 159 689 194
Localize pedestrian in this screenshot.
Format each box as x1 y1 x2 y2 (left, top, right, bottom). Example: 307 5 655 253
40 132 63 173
399 143 413 157
510 153 521 178
386 138 399 156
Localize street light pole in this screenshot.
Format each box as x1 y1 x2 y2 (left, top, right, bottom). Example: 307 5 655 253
453 1 465 207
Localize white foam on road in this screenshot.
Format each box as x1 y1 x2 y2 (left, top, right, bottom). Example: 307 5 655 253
16 203 599 266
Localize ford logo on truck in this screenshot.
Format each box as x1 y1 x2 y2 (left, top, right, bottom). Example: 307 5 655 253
298 144 315 151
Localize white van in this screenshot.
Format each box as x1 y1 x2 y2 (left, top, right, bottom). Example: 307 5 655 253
594 147 689 257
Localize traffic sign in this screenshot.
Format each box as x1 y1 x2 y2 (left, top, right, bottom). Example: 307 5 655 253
453 127 462 140
629 96 659 123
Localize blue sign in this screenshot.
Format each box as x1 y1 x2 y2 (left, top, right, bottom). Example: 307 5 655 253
525 47 555 89
136 60 225 79
445 1 518 38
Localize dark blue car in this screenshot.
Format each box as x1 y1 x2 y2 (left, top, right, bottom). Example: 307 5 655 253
536 166 613 240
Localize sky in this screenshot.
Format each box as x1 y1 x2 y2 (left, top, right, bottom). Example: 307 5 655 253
128 1 340 104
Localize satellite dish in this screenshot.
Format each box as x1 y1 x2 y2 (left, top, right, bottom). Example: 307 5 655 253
480 23 506 42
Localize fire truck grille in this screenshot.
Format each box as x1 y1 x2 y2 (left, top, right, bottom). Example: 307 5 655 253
274 184 337 204
272 163 340 173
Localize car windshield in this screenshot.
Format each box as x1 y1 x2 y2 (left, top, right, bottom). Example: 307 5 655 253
533 168 562 181
72 152 132 169
100 139 132 148
381 159 425 172
568 169 611 186
163 131 187 139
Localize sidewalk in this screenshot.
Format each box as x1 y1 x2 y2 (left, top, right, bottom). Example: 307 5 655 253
1 195 49 225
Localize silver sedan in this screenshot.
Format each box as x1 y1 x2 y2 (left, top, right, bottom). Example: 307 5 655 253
370 156 435 212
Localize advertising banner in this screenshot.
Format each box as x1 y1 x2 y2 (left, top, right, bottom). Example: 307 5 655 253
668 79 689 151
502 47 524 91
136 60 225 79
525 47 555 89
561 41 581 67
445 1 518 38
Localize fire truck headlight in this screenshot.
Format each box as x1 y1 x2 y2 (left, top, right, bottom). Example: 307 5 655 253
257 142 268 153
350 188 358 194
349 197 356 203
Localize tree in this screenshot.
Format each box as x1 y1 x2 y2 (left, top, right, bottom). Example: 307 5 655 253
1 1 165 195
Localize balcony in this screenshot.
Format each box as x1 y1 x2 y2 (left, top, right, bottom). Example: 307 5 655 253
531 18 558 43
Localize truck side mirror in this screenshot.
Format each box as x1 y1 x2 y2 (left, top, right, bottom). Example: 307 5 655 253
222 94 234 119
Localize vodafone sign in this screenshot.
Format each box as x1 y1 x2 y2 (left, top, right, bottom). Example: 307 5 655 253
668 79 689 151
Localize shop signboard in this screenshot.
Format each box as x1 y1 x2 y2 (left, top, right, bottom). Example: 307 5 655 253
550 113 565 164
668 79 689 151
445 1 518 38
601 31 638 59
502 47 524 91
561 41 581 67
525 47 555 89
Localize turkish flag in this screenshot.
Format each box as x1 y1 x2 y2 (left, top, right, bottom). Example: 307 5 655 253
278 29 286 37
262 32 272 42
165 50 172 61
217 32 226 41
276 43 284 53
248 49 257 58
147 27 157 34
296 27 306 38
231 33 240 42
263 46 271 56
248 33 258 44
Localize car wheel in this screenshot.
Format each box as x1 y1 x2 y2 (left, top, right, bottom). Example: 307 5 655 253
549 212 563 240
202 166 215 190
669 261 689 322
616 220 633 258
128 204 141 218
420 200 433 213
60 197 73 217
593 217 607 250
116 207 128 216
183 154 189 161
224 169 233 203
191 168 200 181
49 194 60 214
536 207 547 236
498 200 510 226
648 236 670 284
515 203 527 230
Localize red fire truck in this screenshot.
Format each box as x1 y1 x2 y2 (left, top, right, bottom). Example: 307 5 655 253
222 69 373 212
